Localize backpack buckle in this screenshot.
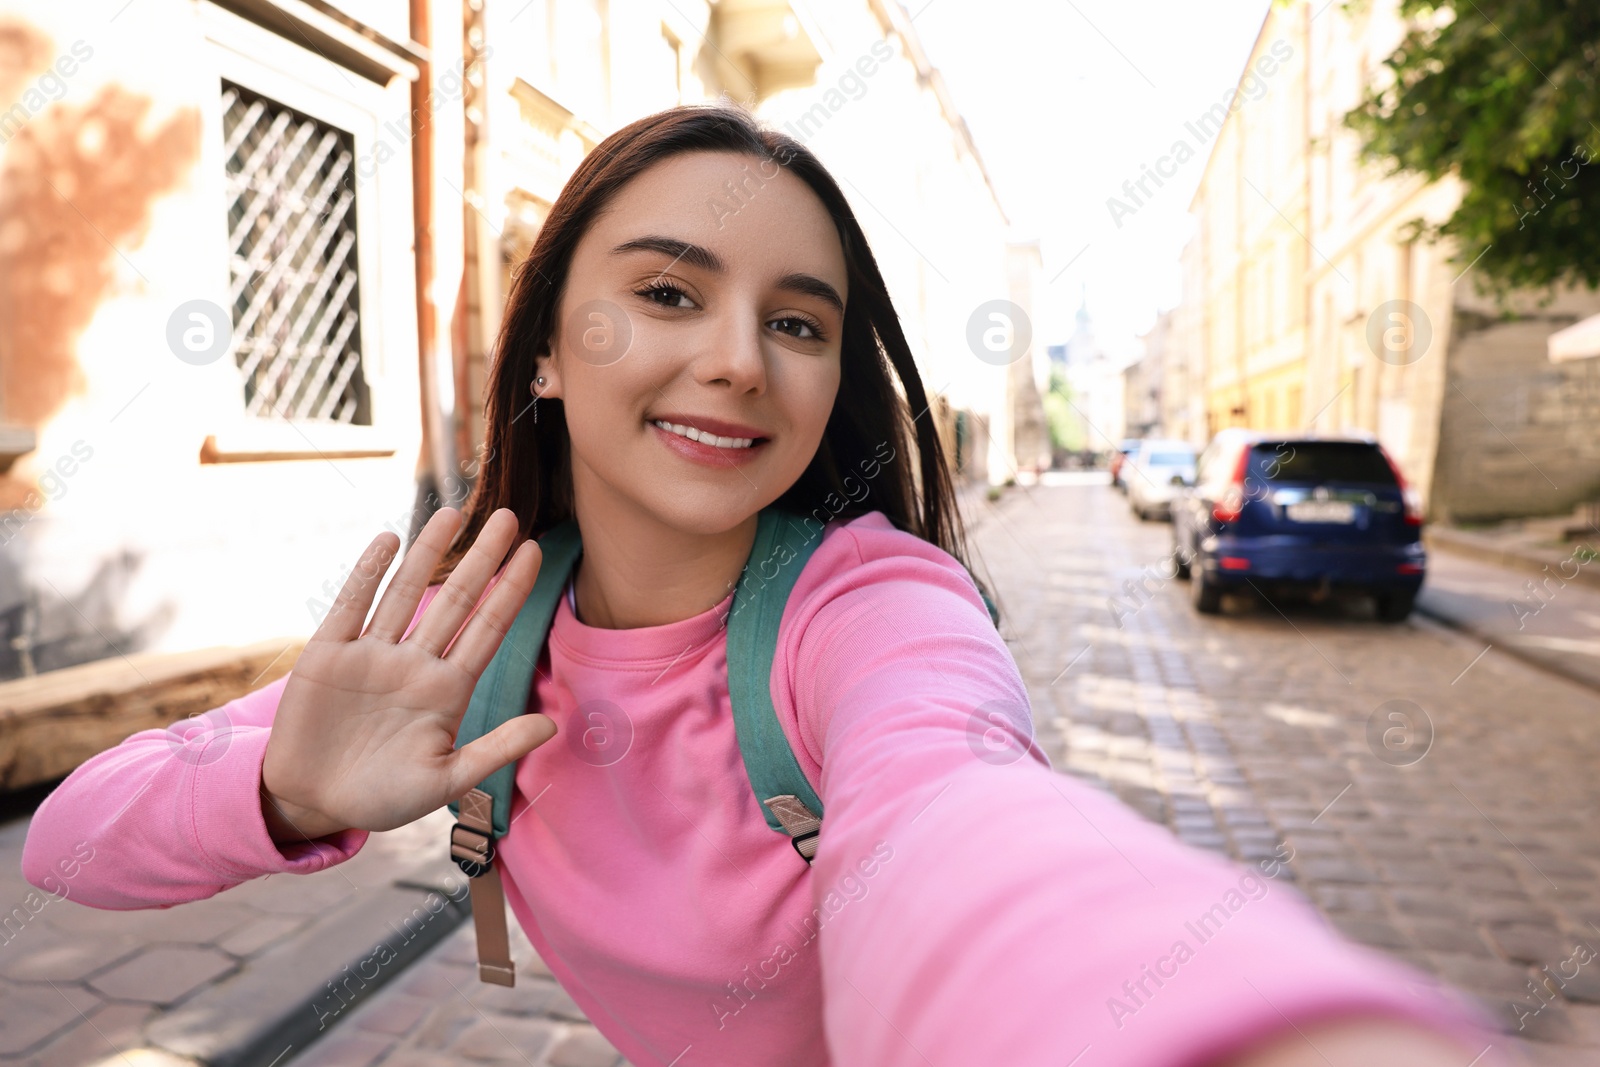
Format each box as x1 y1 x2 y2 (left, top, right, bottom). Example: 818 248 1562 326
789 827 819 864
451 821 495 877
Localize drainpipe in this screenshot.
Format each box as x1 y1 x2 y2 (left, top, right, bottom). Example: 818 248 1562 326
409 0 457 546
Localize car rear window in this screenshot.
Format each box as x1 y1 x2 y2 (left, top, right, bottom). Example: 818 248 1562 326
1249 442 1397 485
1145 452 1193 467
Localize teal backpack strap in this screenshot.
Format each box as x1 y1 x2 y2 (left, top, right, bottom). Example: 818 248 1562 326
447 518 581 988
726 507 827 863
448 518 582 836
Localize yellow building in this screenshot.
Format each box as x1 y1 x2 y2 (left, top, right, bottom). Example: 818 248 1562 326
1178 7 1310 440
1172 0 1600 518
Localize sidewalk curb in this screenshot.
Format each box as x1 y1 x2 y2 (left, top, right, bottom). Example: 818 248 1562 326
145 864 471 1067
1425 526 1600 593
1414 595 1600 697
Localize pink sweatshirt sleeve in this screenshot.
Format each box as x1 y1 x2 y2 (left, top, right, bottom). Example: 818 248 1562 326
21 585 443 911
790 519 1495 1067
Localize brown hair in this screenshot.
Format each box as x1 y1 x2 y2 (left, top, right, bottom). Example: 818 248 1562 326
429 103 988 612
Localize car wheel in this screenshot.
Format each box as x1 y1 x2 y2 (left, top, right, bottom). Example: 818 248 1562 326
1173 543 1191 580
1192 569 1222 614
1374 590 1415 623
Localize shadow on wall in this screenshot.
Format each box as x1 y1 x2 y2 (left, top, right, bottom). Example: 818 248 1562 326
0 17 198 677
0 545 178 679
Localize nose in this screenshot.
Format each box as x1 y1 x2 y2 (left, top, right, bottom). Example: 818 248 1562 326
695 303 768 396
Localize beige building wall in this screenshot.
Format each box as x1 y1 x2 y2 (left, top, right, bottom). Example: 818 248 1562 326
1182 4 1311 440
466 0 1017 486
0 0 427 678
0 0 1018 683
1174 0 1600 519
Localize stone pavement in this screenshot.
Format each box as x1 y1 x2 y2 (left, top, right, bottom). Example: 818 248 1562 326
986 473 1600 1064
7 475 1600 1065
0 805 472 1065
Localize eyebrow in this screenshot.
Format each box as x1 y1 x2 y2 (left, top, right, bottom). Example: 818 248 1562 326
611 235 845 315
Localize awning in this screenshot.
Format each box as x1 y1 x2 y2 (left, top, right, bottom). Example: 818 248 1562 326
1548 313 1600 362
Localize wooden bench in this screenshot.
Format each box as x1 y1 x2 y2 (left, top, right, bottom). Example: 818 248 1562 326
0 639 303 791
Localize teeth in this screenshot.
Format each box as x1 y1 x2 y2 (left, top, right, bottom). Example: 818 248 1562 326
652 419 757 449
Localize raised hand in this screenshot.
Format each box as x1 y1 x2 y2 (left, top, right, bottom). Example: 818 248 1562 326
260 506 556 842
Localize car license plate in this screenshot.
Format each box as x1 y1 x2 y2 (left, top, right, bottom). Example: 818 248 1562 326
1286 500 1356 523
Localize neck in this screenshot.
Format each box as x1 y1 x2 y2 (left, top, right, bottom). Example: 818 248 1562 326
568 473 759 631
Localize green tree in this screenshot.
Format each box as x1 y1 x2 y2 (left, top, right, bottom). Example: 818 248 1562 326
1042 367 1083 452
1344 0 1600 296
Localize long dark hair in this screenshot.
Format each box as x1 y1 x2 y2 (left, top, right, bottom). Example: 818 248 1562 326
430 103 987 610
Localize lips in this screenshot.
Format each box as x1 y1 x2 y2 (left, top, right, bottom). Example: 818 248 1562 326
645 412 770 441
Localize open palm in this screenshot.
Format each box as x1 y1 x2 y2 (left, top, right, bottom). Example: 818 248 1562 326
261 507 556 840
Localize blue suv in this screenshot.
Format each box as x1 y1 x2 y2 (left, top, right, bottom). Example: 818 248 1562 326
1170 430 1426 621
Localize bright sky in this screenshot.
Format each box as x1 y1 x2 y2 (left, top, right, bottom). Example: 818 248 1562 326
910 0 1274 360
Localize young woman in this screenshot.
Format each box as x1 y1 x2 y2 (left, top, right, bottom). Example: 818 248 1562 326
25 105 1497 1067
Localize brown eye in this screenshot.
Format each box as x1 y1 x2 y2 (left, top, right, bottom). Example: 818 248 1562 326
770 315 826 341
634 283 696 309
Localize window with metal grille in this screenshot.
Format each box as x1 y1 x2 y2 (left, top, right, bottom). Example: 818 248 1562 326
221 80 370 424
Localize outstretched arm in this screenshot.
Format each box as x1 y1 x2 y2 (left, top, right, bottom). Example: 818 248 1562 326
791 524 1498 1067
20 670 368 911
22 566 446 911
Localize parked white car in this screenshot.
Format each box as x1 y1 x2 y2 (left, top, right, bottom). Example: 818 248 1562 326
1126 439 1198 521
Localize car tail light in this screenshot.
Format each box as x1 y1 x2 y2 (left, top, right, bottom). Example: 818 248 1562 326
1211 447 1251 522
1220 557 1251 570
1397 562 1424 574
1378 446 1423 525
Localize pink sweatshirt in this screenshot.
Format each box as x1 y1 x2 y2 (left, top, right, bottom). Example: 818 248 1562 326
23 510 1491 1066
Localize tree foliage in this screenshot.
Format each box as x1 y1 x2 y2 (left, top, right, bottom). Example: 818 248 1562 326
1042 368 1083 452
1344 0 1600 296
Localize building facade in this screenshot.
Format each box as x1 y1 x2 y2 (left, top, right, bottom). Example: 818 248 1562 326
0 0 1022 693
1170 0 1600 521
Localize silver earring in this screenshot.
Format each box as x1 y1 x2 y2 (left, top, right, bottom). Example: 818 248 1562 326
532 375 546 423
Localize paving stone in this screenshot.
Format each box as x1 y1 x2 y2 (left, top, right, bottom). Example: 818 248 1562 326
397 960 479 1000
0 923 143 982
413 1007 474 1051
1371 859 1451 886
1499 998 1577 1044
469 977 564 1018
1389 888 1468 920
1328 916 1410 950
42 899 258 945
1459 866 1535 897
547 1026 626 1067
145 882 467 1065
1428 952 1543 1000
1548 967 1600 1006
217 914 310 958
88 945 238 1005
1470 897 1560 925
0 976 84 1055
447 1016 556 1061
15 1000 157 1065
352 992 434 1036
1409 920 1492 957
1308 884 1385 915
545 988 589 1023
1278 832 1347 854
1293 857 1379 883
1493 923 1577 966
294 1030 395 1067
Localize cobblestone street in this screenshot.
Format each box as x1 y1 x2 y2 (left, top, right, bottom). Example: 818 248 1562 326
990 474 1600 1064
278 476 1600 1067
6 478 1598 1066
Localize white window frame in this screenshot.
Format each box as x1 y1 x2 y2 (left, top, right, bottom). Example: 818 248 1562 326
194 1 415 462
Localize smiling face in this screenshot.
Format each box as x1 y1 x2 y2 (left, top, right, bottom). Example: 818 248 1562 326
532 150 848 538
